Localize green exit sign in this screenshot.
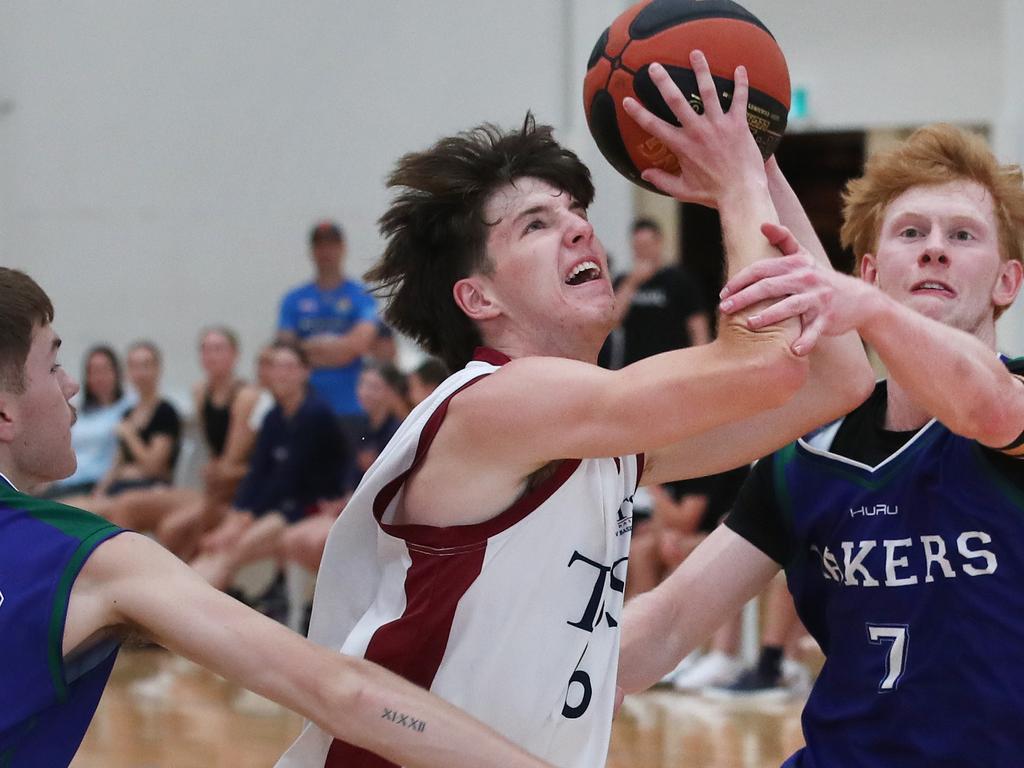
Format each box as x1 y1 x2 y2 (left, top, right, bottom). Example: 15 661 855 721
790 86 809 121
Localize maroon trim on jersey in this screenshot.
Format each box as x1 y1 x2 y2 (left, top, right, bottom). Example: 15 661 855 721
372 368 584 548
323 543 487 768
635 453 646 491
471 346 511 366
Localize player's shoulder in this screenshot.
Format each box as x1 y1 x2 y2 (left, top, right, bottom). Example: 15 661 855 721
0 486 122 547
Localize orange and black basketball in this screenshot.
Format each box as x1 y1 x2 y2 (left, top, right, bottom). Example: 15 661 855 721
583 0 791 194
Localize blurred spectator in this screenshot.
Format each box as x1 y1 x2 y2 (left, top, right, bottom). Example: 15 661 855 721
368 321 399 365
47 346 132 497
277 220 378 426
406 357 449 406
75 341 181 503
601 218 710 369
350 362 405 486
189 340 349 594
86 329 262 553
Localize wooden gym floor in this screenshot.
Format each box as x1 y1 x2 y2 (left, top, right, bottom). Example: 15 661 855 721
70 649 807 768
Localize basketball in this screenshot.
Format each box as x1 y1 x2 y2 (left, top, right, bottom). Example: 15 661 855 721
583 0 791 194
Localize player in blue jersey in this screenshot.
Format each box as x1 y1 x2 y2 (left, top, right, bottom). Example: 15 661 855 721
619 124 1024 766
0 267 560 767
277 220 379 418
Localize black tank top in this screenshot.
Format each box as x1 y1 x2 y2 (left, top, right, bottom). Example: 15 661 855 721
202 384 239 457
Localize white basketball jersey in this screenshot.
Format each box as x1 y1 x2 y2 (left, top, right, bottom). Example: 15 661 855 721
276 349 643 768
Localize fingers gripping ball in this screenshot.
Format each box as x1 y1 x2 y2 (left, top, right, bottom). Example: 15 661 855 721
584 0 791 194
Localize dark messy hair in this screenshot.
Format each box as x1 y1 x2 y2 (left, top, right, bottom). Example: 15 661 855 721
0 268 55 393
366 113 595 371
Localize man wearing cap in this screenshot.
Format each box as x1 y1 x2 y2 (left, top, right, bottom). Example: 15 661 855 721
278 221 379 433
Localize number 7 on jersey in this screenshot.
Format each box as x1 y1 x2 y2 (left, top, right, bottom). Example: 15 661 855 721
866 623 909 692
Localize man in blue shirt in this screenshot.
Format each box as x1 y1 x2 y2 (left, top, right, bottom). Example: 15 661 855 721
278 220 379 418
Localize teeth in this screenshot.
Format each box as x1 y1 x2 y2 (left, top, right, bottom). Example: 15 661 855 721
918 282 947 290
568 261 600 280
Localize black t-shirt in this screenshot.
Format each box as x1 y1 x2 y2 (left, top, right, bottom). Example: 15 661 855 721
614 266 705 368
663 464 751 532
119 400 181 473
727 367 1024 566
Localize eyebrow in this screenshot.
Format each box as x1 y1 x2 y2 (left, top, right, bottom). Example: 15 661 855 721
511 204 555 229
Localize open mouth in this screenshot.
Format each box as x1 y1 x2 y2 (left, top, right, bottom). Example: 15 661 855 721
565 260 602 286
911 280 955 297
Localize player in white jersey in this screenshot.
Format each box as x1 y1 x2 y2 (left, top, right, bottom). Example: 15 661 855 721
279 53 874 768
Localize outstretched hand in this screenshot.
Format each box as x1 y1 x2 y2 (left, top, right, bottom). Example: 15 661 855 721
719 222 873 355
621 50 766 208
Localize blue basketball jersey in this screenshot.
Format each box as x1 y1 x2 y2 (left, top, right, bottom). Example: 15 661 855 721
777 406 1024 767
0 474 124 767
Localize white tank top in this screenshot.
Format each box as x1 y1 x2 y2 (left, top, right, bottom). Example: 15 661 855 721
276 349 643 768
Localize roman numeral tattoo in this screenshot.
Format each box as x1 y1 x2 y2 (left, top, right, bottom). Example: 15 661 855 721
382 707 426 733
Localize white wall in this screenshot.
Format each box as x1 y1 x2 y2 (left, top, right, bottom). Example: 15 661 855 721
2 0 1021 397
0 0 633 400
745 0 1005 131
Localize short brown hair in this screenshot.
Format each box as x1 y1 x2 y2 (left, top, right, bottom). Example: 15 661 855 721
841 124 1024 275
0 268 55 393
366 114 595 371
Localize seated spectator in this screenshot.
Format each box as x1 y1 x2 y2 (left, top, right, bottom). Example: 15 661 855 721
278 361 411 632
406 357 449 406
67 341 181 518
625 466 752 692
189 340 349 596
47 345 132 497
349 362 405 485
73 332 260 542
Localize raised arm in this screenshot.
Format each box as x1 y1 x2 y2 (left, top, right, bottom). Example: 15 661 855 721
638 155 875 485
68 534 552 768
860 299 1024 448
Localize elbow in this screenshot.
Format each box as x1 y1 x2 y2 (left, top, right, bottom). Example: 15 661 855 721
963 400 1021 447
753 343 810 410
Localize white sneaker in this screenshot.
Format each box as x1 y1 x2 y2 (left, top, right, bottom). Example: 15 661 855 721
671 651 741 692
780 658 812 695
658 649 702 686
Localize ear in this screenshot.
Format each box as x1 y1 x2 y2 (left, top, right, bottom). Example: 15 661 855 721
0 393 17 445
452 276 501 322
860 253 879 286
993 258 1024 311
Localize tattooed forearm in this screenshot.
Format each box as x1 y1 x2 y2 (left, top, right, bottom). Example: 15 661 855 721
382 707 427 733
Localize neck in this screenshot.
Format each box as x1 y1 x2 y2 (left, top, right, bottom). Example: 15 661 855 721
882 382 933 432
207 372 235 394
0 458 29 493
367 406 389 429
481 323 603 365
137 390 159 407
278 389 305 417
315 270 343 290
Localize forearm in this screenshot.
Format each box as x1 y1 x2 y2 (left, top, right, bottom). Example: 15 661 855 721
766 158 829 266
861 294 1024 445
306 324 377 368
313 659 550 768
120 432 169 478
719 177 781 279
619 528 778 693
